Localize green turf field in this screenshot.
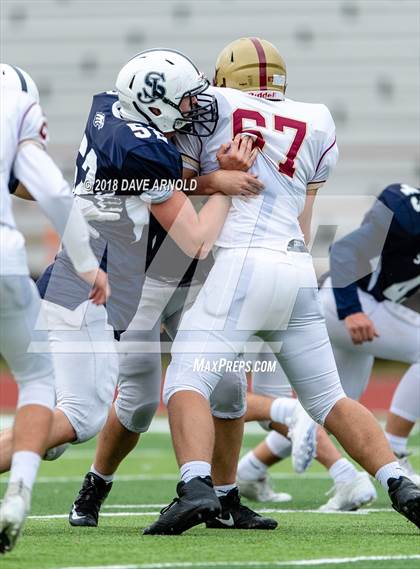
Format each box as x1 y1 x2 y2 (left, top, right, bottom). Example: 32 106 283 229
1 424 419 569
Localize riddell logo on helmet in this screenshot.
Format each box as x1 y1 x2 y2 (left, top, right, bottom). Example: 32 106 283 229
248 90 284 100
137 71 166 103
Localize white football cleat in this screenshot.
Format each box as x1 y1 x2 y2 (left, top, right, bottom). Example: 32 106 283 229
318 472 377 512
287 401 317 474
237 476 292 503
0 481 31 554
397 453 420 487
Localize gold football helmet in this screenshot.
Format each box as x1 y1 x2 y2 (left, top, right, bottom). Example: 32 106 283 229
214 37 287 98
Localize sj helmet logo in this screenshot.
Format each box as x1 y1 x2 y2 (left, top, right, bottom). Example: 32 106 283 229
137 72 166 103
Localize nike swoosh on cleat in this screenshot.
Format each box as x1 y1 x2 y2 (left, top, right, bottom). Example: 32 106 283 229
216 514 235 527
70 507 86 521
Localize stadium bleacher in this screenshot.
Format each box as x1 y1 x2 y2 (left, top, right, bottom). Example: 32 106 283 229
3 0 419 274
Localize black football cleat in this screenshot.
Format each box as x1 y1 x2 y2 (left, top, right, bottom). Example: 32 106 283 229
206 487 278 530
388 476 420 529
143 476 221 535
69 472 113 527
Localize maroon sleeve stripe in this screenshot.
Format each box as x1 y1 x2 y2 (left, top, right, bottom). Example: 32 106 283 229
315 137 336 174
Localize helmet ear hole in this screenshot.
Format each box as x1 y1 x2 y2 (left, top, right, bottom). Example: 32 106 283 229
149 107 162 116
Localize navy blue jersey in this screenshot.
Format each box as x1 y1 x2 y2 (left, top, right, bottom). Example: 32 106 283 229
37 92 183 333
330 184 420 319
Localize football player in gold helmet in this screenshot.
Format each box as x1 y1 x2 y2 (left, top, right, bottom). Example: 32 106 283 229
146 35 420 536
214 37 287 100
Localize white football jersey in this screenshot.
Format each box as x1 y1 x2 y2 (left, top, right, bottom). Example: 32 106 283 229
0 88 48 274
176 86 338 251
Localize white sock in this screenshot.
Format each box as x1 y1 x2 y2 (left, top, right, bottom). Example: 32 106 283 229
385 433 408 457
180 461 211 484
375 461 405 490
265 431 292 459
329 458 358 485
215 483 236 497
9 450 41 492
237 451 267 481
90 464 114 483
270 397 297 426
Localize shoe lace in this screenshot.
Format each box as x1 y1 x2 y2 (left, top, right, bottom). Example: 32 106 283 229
160 497 179 515
237 503 259 518
74 478 103 512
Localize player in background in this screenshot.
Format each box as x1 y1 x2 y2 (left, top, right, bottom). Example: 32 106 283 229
326 182 420 477
0 64 109 553
238 385 378 511
145 38 420 534
238 182 420 508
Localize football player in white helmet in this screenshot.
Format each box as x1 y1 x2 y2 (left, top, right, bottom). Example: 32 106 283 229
117 48 218 137
0 64 40 102
0 64 109 553
0 49 249 532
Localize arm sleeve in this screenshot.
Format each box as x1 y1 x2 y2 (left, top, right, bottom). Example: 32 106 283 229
18 102 49 148
173 134 201 174
330 199 393 319
13 143 98 273
121 144 182 204
308 105 338 187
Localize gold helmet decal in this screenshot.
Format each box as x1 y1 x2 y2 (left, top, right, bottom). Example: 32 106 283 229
214 37 287 99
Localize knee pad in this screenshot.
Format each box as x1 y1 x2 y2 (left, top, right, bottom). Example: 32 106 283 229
115 398 160 434
115 353 162 433
210 372 247 419
17 373 55 410
43 443 70 461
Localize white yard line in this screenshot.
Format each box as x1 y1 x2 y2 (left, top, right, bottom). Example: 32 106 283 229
29 512 160 519
1 472 334 484
56 554 420 569
28 507 392 520
103 504 167 509
102 504 393 514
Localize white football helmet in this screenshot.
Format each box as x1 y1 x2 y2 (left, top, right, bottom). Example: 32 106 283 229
0 64 40 103
116 49 218 136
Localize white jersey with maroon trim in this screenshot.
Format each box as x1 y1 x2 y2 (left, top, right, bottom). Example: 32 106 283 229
0 88 48 274
176 86 338 251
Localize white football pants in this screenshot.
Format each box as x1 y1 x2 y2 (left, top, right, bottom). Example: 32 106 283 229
164 247 346 425
0 275 55 410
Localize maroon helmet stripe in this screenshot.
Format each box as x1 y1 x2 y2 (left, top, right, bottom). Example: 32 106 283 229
250 37 267 90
